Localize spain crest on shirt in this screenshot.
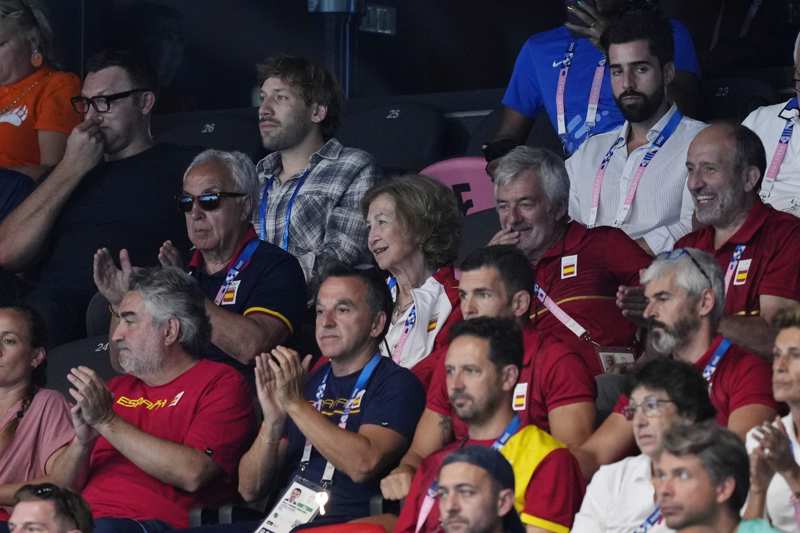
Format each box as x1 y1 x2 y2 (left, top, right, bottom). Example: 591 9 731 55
561 255 578 279
733 259 751 286
221 280 241 305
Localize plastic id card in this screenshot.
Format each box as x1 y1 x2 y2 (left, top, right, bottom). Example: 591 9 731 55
597 346 636 373
254 476 330 533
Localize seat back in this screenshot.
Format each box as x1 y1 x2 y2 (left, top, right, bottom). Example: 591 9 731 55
701 77 779 122
421 156 495 216
46 335 119 395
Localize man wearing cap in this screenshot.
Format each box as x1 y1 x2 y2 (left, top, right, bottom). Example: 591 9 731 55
437 446 525 533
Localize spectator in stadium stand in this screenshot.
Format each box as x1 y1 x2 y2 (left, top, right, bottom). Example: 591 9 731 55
391 318 584 533
572 358 715 532
744 307 800 530
363 174 462 382
565 9 706 255
618 122 800 357
67 268 254 533
741 31 800 217
233 265 424 530
653 421 780 533
253 55 381 282
92 149 307 374
487 145 651 376
576 248 777 479
0 0 80 182
380 245 596 504
0 306 84 528
436 447 526 533
0 49 198 346
481 0 699 160
8 483 94 533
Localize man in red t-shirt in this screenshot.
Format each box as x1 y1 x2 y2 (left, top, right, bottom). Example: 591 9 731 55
380 245 595 503
575 248 777 479
391 317 584 533
488 145 652 376
618 122 800 356
66 267 255 532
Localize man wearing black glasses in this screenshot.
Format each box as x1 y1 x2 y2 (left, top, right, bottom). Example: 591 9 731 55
0 48 198 346
8 484 94 533
575 247 778 479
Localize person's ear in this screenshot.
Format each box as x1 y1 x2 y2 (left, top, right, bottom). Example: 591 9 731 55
742 165 761 193
715 476 736 505
500 364 519 392
370 311 387 340
310 102 328 125
30 347 46 370
510 290 531 318
696 287 715 319
662 61 676 87
496 487 515 516
139 90 157 115
163 317 181 346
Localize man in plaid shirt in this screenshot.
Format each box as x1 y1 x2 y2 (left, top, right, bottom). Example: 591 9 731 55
253 55 381 282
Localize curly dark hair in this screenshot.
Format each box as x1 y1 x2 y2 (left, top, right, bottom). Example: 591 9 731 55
362 174 463 270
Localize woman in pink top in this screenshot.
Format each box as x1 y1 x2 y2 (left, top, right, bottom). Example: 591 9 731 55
0 305 76 523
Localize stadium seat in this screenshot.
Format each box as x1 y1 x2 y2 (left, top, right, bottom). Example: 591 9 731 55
457 208 501 263
46 335 119 395
86 292 111 338
337 103 446 175
595 373 628 427
700 77 779 123
465 108 564 158
421 156 495 216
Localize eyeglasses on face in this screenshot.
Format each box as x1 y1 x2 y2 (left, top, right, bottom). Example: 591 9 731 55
70 88 151 114
622 397 675 421
177 192 247 213
655 248 713 288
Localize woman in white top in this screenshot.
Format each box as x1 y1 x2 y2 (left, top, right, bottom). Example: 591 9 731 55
362 174 461 382
745 307 800 532
572 358 716 533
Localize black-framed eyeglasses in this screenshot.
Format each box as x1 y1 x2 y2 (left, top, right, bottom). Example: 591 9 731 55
655 248 713 288
177 192 247 213
20 483 80 529
70 88 151 114
622 397 675 421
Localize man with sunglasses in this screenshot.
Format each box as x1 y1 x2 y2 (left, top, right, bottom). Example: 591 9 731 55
0 49 197 345
619 123 800 358
93 149 307 372
575 247 777 478
8 484 94 533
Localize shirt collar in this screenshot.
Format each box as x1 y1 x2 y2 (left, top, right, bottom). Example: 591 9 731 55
544 221 588 258
256 137 344 177
692 335 725 370
631 454 654 483
188 225 258 272
616 103 679 146
724 198 772 245
779 97 800 121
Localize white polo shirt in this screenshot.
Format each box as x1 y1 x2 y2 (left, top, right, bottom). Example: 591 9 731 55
571 453 674 533
743 99 800 216
566 104 706 254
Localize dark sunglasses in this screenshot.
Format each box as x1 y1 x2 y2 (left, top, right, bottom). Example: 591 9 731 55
655 248 713 288
177 191 247 213
20 483 80 528
71 88 151 114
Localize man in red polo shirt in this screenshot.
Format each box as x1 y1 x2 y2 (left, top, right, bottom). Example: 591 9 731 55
393 317 585 533
574 248 777 478
488 145 652 376
619 122 800 356
379 245 596 503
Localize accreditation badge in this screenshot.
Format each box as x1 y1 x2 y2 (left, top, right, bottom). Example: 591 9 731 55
512 382 528 411
255 477 329 533
597 346 635 373
221 280 241 306
560 255 578 279
733 259 751 286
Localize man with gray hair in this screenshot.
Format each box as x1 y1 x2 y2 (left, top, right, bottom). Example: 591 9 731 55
488 145 651 375
575 248 777 478
94 149 307 371
653 421 779 532
66 267 255 533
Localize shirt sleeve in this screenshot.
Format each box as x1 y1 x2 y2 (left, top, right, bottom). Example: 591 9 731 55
540 341 596 411
520 448 585 532
361 363 426 440
565 151 584 223
755 224 800 301
241 250 307 334
501 38 543 119
184 369 256 477
34 71 81 134
426 356 453 417
603 228 652 286
315 153 380 276
35 391 76 474
725 353 779 415
570 463 614 533
393 457 436 533
671 19 701 76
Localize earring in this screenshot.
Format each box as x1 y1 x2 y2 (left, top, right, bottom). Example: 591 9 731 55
31 49 43 68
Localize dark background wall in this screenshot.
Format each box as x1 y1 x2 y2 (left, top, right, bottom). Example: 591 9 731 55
40 0 800 114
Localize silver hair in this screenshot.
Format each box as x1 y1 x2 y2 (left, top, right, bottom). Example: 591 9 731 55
641 248 725 326
492 146 570 218
128 267 211 356
183 149 259 218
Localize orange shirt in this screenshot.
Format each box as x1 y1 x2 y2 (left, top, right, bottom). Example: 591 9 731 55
0 66 80 168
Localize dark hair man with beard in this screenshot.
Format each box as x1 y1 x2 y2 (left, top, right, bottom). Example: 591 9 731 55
573 247 778 479
565 9 706 256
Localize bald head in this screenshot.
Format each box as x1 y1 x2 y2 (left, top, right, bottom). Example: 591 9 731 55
686 123 765 229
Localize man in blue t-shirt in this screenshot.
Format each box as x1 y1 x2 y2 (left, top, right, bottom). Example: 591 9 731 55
484 0 700 159
236 263 425 528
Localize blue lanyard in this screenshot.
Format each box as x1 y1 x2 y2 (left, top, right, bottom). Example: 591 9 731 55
257 168 311 250
314 353 382 422
634 506 663 533
702 338 732 383
597 109 684 174
212 239 259 305
491 415 521 450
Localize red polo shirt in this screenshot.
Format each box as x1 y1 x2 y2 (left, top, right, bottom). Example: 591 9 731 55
428 323 596 440
675 199 800 316
533 222 652 375
613 336 777 426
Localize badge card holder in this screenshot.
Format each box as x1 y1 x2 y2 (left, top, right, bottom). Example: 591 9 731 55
597 346 636 373
254 477 329 533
